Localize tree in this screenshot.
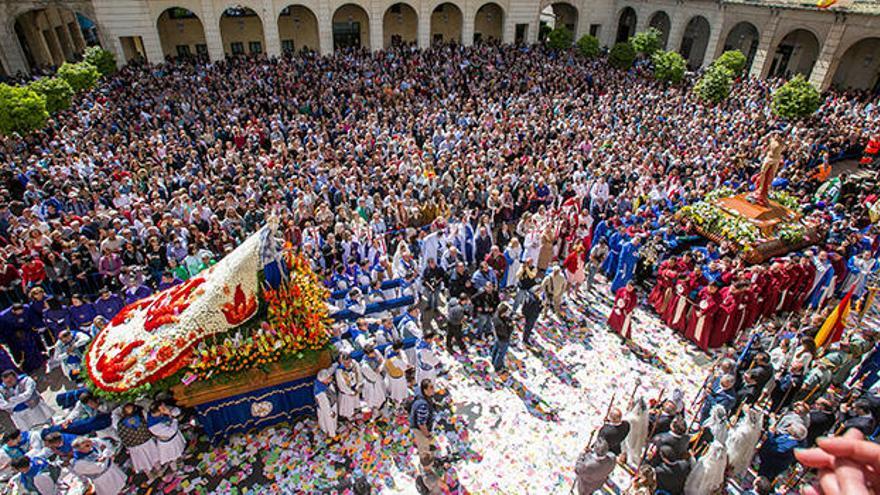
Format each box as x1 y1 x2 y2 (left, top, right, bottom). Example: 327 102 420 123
576 34 600 58
630 28 662 56
772 74 822 120
0 84 48 135
29 77 74 113
57 62 100 93
694 65 734 104
713 50 747 76
652 50 686 83
547 27 574 50
83 46 117 76
609 42 636 70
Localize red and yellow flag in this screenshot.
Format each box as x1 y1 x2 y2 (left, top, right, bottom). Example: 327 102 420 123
815 288 854 348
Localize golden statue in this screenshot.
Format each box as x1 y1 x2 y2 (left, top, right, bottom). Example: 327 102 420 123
750 132 783 207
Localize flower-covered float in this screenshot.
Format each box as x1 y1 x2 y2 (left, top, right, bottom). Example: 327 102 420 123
83 225 332 438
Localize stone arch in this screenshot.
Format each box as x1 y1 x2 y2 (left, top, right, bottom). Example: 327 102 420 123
430 2 463 44
769 28 820 78
831 37 880 91
680 15 710 69
157 7 207 58
722 21 759 72
332 3 370 50
219 5 266 56
647 10 670 49
382 2 418 47
539 2 578 41
615 6 637 43
474 2 504 44
278 4 320 52
12 5 98 70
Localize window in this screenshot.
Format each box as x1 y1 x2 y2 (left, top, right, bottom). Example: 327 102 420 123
281 40 294 54
249 41 263 53
590 24 601 37
333 22 361 50
176 44 191 57
196 44 208 55
230 42 244 54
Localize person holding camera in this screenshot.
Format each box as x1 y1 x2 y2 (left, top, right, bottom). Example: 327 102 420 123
409 379 436 459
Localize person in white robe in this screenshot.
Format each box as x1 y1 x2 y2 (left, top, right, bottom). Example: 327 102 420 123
359 343 387 413
623 398 648 464
10 456 59 495
112 403 160 478
725 406 764 476
314 367 338 439
415 339 440 384
71 437 127 495
840 251 877 299
419 230 446 273
335 353 362 420
397 306 423 363
384 341 410 405
502 239 523 289
47 329 91 381
147 401 186 470
0 371 54 431
1 429 43 480
684 441 727 495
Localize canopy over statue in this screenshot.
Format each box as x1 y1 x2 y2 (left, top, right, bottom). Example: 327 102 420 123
679 132 825 264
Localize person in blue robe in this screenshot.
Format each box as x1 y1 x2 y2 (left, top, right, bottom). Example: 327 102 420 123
68 296 97 328
0 304 45 372
806 256 835 310
601 229 623 276
757 427 804 481
93 290 124 320
156 272 182 292
592 217 609 246
42 298 70 338
124 282 152 305
41 431 76 462
611 237 641 293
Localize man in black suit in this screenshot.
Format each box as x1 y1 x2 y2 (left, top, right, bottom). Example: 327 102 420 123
655 445 691 495
597 408 630 456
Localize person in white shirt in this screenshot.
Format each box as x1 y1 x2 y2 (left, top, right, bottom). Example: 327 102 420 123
335 353 363 420
384 340 410 406
47 329 91 381
71 436 127 495
360 343 387 415
0 370 54 431
147 401 187 472
314 367 338 440
9 456 59 495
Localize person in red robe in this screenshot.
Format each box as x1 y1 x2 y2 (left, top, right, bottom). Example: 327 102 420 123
686 282 721 351
649 257 678 313
762 263 785 318
792 255 817 313
744 267 766 329
781 258 806 312
664 267 706 333
712 282 746 347
608 281 638 339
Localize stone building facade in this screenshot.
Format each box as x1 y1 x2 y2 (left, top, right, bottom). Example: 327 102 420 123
1 0 878 91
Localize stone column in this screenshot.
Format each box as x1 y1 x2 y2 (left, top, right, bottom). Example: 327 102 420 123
369 6 383 51
201 0 225 61
809 18 845 90
418 3 431 48
748 13 779 79
462 7 475 46
634 7 649 35
318 4 334 54
262 0 281 57
666 10 687 55
700 9 724 68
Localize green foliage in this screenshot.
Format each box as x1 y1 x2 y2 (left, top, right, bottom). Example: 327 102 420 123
547 27 574 50
29 77 73 113
609 42 636 70
0 84 48 136
57 62 100 93
771 74 822 120
83 46 117 76
652 50 686 83
630 28 662 56
575 34 600 58
713 50 747 76
694 65 734 104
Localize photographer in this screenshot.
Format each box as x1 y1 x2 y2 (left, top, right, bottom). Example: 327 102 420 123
409 379 436 459
445 296 470 354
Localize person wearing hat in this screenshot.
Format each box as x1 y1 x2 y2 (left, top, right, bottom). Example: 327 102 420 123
314 367 338 439
0 370 53 431
335 352 363 421
360 342 387 416
71 436 128 495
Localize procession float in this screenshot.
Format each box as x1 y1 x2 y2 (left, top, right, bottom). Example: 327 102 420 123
679 134 826 263
82 224 332 439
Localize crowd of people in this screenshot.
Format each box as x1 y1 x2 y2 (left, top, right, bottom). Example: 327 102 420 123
0 38 877 493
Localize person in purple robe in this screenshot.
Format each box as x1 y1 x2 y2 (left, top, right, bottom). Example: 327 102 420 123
68 295 97 328
0 304 46 372
42 298 71 338
124 281 153 305
94 289 124 321
156 272 182 292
